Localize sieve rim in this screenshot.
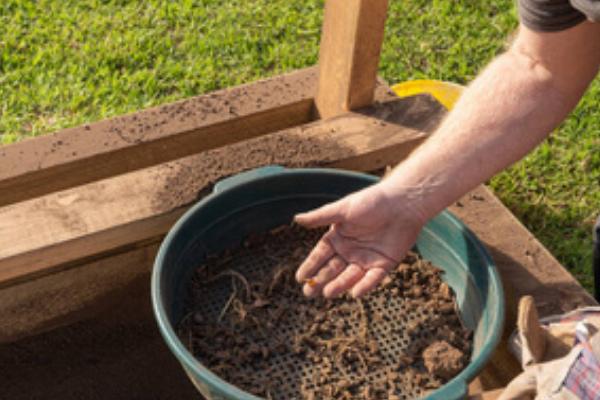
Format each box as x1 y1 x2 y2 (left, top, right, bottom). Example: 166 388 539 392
151 167 504 400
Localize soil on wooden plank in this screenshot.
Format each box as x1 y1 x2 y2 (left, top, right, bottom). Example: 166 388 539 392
0 68 318 167
180 224 472 399
152 93 446 212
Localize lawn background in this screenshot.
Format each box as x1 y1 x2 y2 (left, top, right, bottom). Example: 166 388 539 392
1 0 599 290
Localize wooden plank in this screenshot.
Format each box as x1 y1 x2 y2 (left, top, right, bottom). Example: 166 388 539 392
450 186 597 390
316 0 389 118
0 244 157 342
0 68 318 207
0 94 446 289
450 186 597 319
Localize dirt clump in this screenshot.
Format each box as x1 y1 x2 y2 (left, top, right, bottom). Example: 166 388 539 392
179 224 472 399
422 340 466 380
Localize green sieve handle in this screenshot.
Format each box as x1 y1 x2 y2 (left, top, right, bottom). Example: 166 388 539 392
213 165 287 193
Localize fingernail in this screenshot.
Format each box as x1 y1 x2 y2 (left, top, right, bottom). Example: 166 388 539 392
303 285 318 298
295 266 306 283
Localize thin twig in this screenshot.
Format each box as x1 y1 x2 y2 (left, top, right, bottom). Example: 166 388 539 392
206 269 252 301
218 287 238 322
268 265 292 294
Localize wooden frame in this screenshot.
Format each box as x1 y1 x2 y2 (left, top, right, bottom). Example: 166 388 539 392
0 88 444 289
0 0 595 397
0 70 448 338
0 0 441 342
0 68 318 207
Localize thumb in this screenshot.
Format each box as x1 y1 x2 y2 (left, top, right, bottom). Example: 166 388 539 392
295 199 346 228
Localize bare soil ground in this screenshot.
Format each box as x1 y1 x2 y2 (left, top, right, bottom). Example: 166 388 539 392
0 276 200 400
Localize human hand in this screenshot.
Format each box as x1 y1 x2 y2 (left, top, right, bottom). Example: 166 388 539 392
294 182 426 298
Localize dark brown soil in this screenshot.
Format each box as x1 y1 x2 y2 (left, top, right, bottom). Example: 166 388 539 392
0 275 200 400
180 224 472 399
153 93 445 212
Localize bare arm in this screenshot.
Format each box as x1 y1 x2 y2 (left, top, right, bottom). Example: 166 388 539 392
295 22 600 298
383 22 600 223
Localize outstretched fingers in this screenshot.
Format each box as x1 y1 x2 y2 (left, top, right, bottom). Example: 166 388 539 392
302 256 346 297
322 264 366 298
295 238 335 283
350 267 389 298
294 199 345 229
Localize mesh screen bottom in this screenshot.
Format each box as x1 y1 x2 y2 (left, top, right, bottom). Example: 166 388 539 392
184 228 466 399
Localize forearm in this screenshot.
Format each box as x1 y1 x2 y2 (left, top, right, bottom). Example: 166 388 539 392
294 23 599 299
383 48 571 220
381 24 599 222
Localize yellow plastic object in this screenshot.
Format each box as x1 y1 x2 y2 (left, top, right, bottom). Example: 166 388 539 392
392 79 465 111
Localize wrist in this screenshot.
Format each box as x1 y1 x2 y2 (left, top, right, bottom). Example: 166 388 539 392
374 176 433 227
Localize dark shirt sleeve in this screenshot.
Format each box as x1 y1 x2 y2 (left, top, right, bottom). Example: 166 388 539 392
518 0 600 31
571 0 600 22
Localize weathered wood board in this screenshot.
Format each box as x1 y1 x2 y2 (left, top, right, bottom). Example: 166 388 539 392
0 68 318 207
450 186 597 390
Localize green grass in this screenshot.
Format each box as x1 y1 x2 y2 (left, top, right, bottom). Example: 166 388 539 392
1 1 598 290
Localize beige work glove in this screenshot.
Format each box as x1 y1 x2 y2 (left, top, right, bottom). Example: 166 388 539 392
499 296 600 400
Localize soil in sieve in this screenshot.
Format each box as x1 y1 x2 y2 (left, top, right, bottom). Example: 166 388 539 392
179 224 473 400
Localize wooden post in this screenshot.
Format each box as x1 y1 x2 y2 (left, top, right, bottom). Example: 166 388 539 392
316 0 389 118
